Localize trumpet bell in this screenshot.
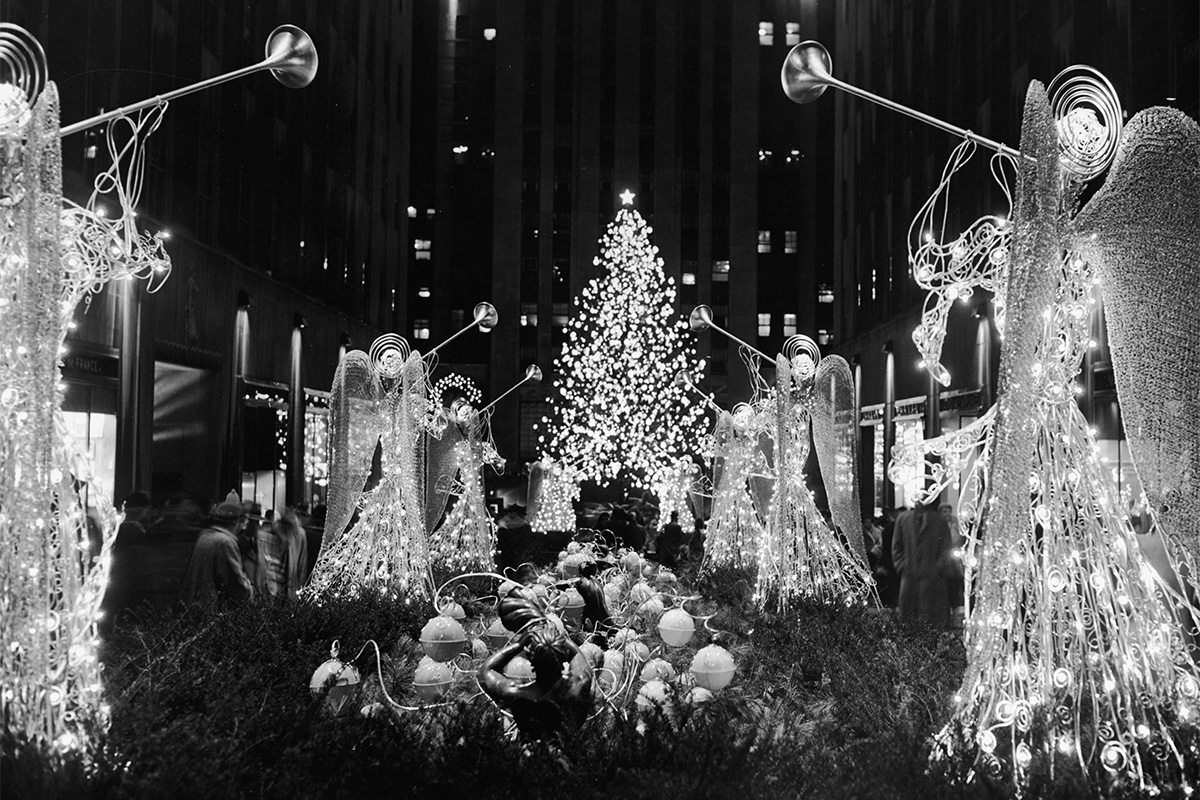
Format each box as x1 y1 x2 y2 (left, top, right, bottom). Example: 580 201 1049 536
264 25 319 89
524 364 543 383
450 397 477 425
689 305 714 332
473 301 499 329
781 40 833 105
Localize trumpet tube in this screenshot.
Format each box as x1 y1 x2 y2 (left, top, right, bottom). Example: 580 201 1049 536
480 365 541 413
689 305 771 362
60 25 317 137
781 41 1033 164
425 301 497 359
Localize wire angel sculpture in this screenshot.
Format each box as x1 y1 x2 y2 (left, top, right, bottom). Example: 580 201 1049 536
702 402 771 573
759 339 874 610
307 337 452 600
653 456 702 527
904 76 1200 790
1 53 176 750
528 456 582 534
427 400 502 580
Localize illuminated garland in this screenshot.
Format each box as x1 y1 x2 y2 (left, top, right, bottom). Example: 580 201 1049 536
537 207 709 489
528 456 580 533
652 457 700 528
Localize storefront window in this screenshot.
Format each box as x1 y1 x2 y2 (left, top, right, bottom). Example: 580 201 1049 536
242 381 289 516
62 383 118 508
304 390 330 509
893 419 926 508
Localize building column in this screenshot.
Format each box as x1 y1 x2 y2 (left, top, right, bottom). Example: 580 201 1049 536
114 279 147 501
287 316 306 506
882 341 895 510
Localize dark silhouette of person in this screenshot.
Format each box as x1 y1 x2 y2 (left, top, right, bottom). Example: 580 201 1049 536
178 492 253 613
891 501 955 628
657 511 684 569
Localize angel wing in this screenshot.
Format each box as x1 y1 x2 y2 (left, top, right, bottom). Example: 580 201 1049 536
322 350 385 553
1071 107 1200 558
809 355 868 565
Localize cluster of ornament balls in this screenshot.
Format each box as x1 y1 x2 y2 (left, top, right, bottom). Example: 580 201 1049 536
310 538 736 719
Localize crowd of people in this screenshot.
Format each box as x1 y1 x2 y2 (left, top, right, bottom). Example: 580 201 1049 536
100 491 328 628
493 503 705 576
102 486 969 631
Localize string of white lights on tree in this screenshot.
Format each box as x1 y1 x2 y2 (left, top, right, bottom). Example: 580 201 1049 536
537 204 709 491
906 80 1200 791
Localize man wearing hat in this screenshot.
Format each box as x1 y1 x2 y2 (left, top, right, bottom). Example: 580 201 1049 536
179 491 254 613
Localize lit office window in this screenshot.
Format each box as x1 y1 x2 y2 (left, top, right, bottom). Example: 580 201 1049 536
521 302 538 327
713 260 730 283
758 21 774 46
758 313 771 337
414 320 431 340
818 329 832 346
418 286 431 298
785 22 801 46
783 313 797 336
757 230 771 254
682 272 696 286
784 230 797 254
483 28 496 40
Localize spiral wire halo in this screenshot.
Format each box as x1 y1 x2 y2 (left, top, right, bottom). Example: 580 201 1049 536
1047 65 1123 180
0 24 47 138
782 334 821 370
368 333 411 379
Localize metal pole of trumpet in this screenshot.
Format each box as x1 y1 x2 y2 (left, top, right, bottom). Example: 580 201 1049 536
781 41 1034 164
480 365 542 414
59 25 319 137
674 370 723 414
425 301 498 360
688 304 772 362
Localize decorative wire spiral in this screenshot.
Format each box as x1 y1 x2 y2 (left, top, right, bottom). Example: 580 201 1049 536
1047 65 1123 180
0 24 46 138
368 333 411 379
782 334 821 368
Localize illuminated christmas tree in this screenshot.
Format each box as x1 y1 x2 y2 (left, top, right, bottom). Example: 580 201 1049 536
538 202 708 489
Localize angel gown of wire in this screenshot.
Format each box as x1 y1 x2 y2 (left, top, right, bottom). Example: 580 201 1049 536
760 352 873 609
903 83 1200 790
427 406 501 580
307 349 434 600
703 405 769 574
